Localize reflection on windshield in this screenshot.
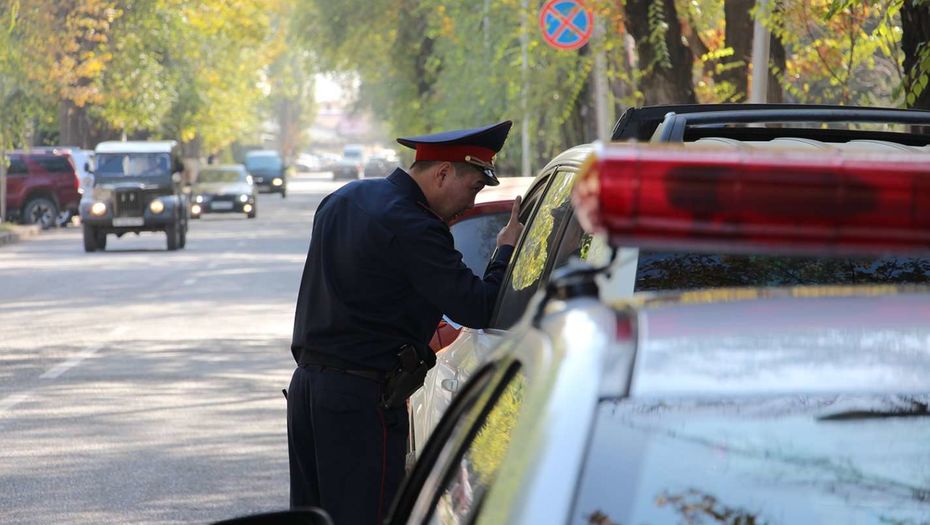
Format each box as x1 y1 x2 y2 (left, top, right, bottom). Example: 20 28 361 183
96 153 170 177
198 170 243 184
574 396 930 524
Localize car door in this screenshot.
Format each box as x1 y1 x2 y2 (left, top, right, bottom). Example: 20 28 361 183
410 167 582 457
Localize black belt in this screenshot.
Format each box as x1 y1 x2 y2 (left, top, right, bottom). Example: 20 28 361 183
299 354 385 383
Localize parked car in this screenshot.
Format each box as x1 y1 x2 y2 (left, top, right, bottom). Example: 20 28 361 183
386 143 930 525
3 150 81 229
429 176 534 352
362 149 400 178
244 150 287 198
30 146 95 226
408 104 930 460
80 140 190 252
332 144 365 180
190 165 256 219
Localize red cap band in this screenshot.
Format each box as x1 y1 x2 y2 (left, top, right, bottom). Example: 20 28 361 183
414 144 495 164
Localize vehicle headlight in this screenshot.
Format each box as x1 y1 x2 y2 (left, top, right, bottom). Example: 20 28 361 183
272 177 283 186
149 199 165 214
239 194 249 203
191 204 202 215
195 195 204 203
90 202 107 216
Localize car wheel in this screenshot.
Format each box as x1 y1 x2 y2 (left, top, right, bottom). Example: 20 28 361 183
166 221 180 251
95 229 107 250
178 220 187 249
247 209 257 219
23 197 58 230
280 189 286 199
82 225 98 252
56 209 73 227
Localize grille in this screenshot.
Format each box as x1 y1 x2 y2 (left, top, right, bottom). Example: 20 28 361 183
115 190 144 217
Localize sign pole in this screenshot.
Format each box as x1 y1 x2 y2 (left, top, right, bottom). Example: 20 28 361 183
522 0 532 178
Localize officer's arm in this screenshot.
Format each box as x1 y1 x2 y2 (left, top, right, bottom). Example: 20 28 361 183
396 222 511 329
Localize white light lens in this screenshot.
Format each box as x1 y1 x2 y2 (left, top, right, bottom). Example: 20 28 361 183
243 204 253 213
195 195 204 203
191 204 202 215
239 194 248 203
272 177 283 186
149 200 165 214
90 202 107 216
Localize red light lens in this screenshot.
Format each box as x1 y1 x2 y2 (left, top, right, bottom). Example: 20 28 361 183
574 145 930 255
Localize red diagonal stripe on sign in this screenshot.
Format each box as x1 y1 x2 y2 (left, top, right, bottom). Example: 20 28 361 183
546 4 584 40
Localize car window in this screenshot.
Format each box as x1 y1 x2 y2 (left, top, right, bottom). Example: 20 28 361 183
573 396 930 524
96 153 171 177
245 154 282 171
198 170 243 183
33 155 72 173
451 212 510 275
7 156 27 175
634 252 930 291
492 170 575 329
427 365 526 525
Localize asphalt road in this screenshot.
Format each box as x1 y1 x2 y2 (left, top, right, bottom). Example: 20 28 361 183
0 173 349 524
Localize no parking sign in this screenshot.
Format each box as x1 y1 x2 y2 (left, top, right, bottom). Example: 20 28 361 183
539 0 594 51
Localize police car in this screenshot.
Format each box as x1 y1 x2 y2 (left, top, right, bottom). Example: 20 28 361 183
409 104 930 459
384 143 930 525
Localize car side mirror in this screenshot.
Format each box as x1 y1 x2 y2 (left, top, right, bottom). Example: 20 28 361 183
171 173 182 184
84 161 94 174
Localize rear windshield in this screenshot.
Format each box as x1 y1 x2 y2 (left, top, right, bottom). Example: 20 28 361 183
451 211 509 274
574 396 930 524
198 170 244 183
96 153 170 177
635 253 930 290
245 154 282 171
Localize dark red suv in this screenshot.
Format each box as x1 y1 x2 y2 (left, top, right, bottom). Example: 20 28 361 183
4 151 81 229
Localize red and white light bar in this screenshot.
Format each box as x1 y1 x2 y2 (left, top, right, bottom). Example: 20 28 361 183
573 144 930 255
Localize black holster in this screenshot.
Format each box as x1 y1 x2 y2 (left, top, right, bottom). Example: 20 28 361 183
380 343 436 409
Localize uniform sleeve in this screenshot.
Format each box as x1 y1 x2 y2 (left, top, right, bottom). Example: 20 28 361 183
395 221 513 329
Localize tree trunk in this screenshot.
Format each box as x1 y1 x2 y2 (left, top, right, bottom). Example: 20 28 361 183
767 29 786 104
722 0 754 102
901 2 930 110
58 101 97 148
623 0 696 105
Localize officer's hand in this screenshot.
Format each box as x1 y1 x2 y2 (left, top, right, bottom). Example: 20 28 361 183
496 196 523 247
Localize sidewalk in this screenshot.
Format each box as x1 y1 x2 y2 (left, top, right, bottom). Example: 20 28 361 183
0 223 41 247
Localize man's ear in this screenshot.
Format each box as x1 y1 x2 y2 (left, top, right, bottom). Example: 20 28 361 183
435 162 453 187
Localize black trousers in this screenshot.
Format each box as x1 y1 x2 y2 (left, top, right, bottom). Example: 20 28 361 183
287 365 408 525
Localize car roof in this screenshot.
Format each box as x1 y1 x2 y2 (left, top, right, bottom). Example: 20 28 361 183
95 140 178 154
200 164 245 172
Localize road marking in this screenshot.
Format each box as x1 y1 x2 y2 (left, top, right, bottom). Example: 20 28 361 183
0 393 31 414
39 326 127 380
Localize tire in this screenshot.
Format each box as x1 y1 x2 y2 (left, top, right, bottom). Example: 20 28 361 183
95 229 107 250
83 225 98 252
23 197 58 230
56 209 73 227
280 189 286 199
178 219 187 249
247 209 257 219
166 221 179 251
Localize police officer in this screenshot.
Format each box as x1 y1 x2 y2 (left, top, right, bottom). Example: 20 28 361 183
288 121 523 524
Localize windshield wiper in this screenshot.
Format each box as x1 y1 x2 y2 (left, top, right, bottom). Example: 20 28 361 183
818 399 930 421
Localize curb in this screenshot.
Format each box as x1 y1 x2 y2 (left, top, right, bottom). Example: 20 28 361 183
0 224 42 247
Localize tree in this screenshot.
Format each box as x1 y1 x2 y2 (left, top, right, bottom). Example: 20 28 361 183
900 0 930 109
622 0 696 104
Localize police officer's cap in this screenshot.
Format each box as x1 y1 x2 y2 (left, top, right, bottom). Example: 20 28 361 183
396 121 512 186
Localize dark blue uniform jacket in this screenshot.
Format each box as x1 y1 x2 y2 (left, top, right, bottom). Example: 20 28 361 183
291 168 513 371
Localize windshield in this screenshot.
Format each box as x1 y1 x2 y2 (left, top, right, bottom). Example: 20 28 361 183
635 253 930 290
95 153 171 177
245 154 282 171
198 170 245 184
574 396 930 524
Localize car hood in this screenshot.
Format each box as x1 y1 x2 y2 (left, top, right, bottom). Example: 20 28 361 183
94 175 172 190
194 182 252 195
